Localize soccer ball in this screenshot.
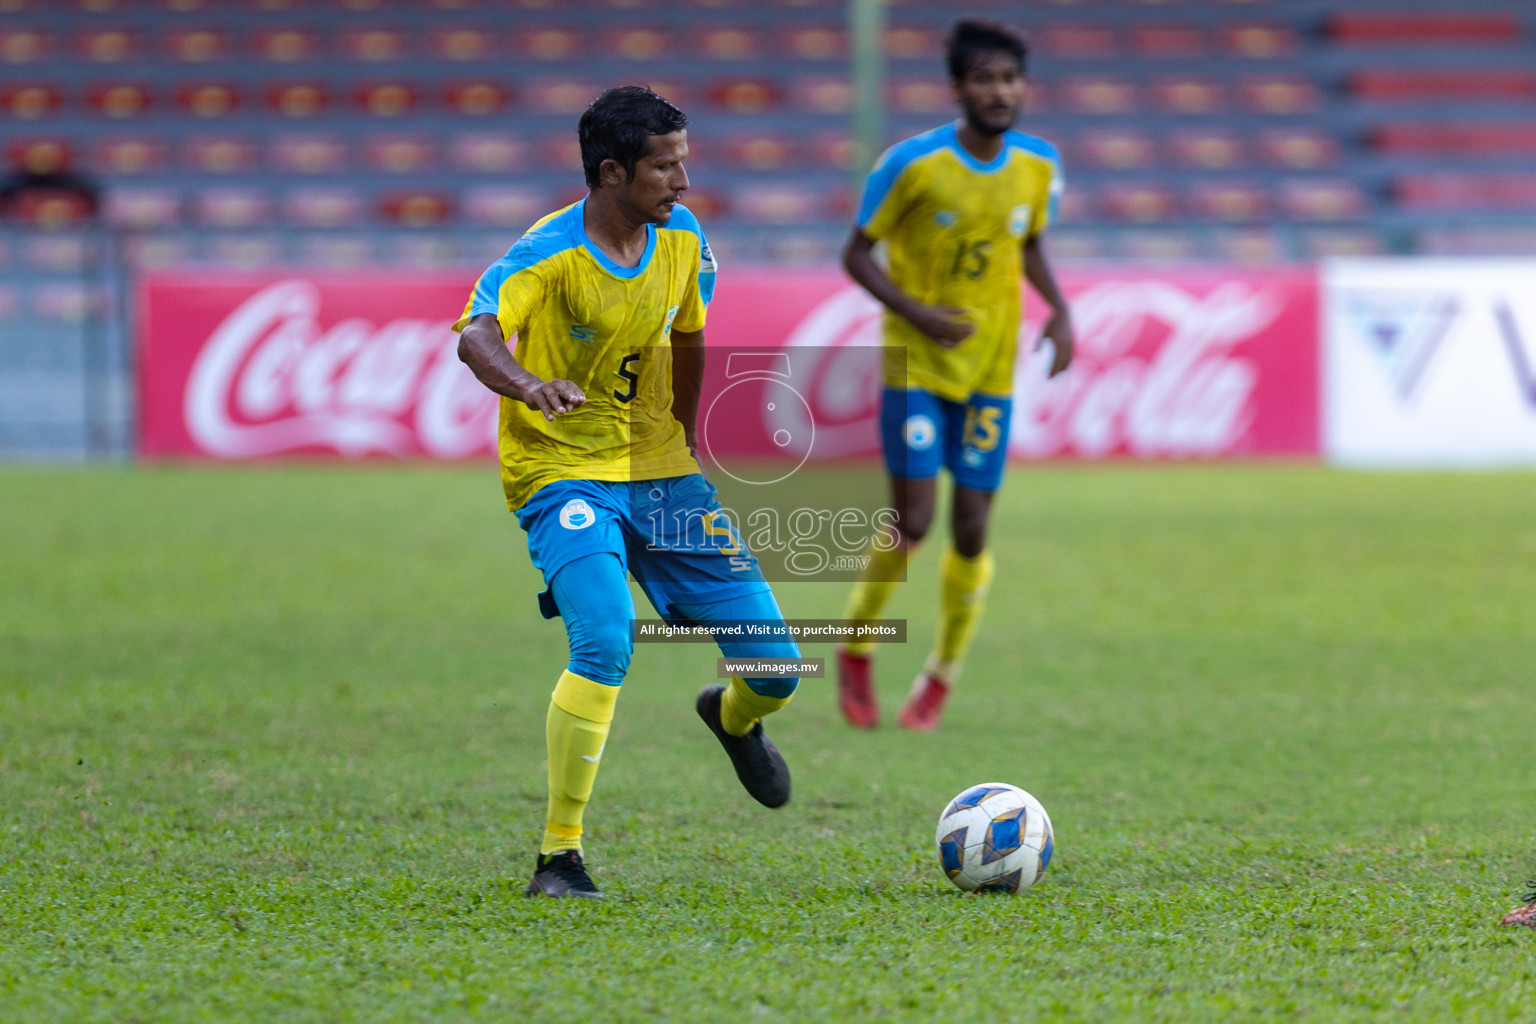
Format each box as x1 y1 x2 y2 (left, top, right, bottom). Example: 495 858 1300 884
935 782 1053 893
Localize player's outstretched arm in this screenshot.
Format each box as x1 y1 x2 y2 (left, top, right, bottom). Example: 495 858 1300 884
1023 235 1074 378
671 327 704 457
842 228 975 348
457 312 586 421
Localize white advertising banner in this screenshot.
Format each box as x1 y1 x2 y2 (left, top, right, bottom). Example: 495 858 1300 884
1325 258 1536 466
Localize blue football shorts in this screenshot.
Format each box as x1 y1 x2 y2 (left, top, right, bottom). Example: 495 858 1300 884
879 387 1014 493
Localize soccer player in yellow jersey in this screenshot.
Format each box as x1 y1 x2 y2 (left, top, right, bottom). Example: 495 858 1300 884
835 19 1075 731
455 87 800 898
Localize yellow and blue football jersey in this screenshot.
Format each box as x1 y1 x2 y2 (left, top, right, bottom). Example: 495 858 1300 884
454 200 716 511
857 121 1063 402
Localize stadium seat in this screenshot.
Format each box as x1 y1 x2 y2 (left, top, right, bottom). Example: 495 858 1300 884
1218 23 1298 59
1350 69 1536 103
205 236 282 267
538 131 583 173
0 84 60 119
1167 130 1246 170
694 27 757 60
162 28 227 63
1258 129 1340 170
271 134 349 175
1301 228 1384 257
708 78 783 114
342 28 407 62
431 28 495 62
779 25 844 61
1396 173 1536 210
1240 75 1321 115
733 185 819 224
462 186 546 228
443 81 512 117
645 81 692 108
888 77 949 115
1119 230 1200 263
526 78 599 115
192 188 272 229
516 28 584 61
1038 23 1117 59
253 28 319 62
792 75 852 114
88 83 152 119
182 136 258 174
1372 122 1536 156
1188 180 1271 222
355 82 418 117
723 133 796 171
1279 179 1368 221
678 188 725 221
1077 129 1157 171
1152 77 1227 115
6 138 72 174
1328 13 1521 46
1212 228 1285 264
284 188 365 227
380 191 456 227
884 26 939 60
448 133 528 173
177 83 240 118
266 83 329 118
95 136 167 175
604 28 671 61
363 134 437 174
22 234 91 273
1132 23 1206 58
102 188 182 229
297 236 374 268
1061 76 1137 115
805 131 855 171
0 29 51 64
1100 182 1179 223
1055 187 1092 226
76 29 139 63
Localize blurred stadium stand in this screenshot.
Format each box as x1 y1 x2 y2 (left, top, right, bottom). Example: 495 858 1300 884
4 0 1536 455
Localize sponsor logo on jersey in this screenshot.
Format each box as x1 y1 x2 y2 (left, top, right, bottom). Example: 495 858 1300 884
903 414 937 450
662 304 679 337
569 324 597 344
1008 205 1031 239
559 498 596 530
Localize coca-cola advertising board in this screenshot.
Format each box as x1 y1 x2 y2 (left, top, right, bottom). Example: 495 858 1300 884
138 267 1319 460
1324 258 1536 466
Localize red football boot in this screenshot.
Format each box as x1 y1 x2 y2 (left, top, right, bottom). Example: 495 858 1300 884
896 673 950 732
835 648 879 729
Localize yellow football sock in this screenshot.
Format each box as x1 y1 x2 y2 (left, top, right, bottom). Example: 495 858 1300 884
842 537 914 656
931 545 995 684
720 677 793 737
540 670 619 856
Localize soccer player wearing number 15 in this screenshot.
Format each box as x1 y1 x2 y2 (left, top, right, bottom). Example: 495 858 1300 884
454 87 801 899
836 19 1075 731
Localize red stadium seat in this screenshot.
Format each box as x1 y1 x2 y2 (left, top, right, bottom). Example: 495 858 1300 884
266 82 329 117
1212 228 1285 264
342 28 407 62
192 187 272 229
1060 76 1137 115
431 27 494 61
693 27 758 60
1132 23 1205 58
604 27 672 61
1077 129 1157 171
177 83 241 118
1039 24 1118 59
0 30 52 63
1280 179 1368 221
253 28 319 62
163 28 228 63
76 29 140 63
1188 180 1271 221
515 27 584 62
182 136 259 174
355 81 418 117
9 190 94 228
538 131 583 173
1328 13 1521 45
1100 182 1179 223
95 135 168 174
284 188 365 227
448 133 528 173
1371 122 1536 156
1258 129 1340 170
1351 69 1536 103
525 78 599 115
1395 173 1536 210
722 133 796 171
271 134 350 175
463 186 546 228
1240 75 1321 115
381 191 455 227
805 131 855 170
443 81 511 116
1218 23 1298 59
883 25 940 60
779 25 844 61
1152 76 1226 115
1168 130 1246 170
644 81 691 108
888 77 949 115
6 138 72 174
89 82 153 119
2 83 62 119
103 188 183 229
708 78 782 114
734 185 819 224
792 75 851 114
363 134 437 173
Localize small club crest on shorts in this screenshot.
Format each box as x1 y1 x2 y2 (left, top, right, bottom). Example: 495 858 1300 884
559 499 596 530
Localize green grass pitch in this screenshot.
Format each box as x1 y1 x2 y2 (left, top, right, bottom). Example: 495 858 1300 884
5 463 1536 1022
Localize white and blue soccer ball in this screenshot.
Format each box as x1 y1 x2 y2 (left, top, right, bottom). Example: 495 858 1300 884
935 782 1053 893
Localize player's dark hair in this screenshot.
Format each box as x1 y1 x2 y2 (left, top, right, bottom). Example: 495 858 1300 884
945 18 1027 81
578 86 688 189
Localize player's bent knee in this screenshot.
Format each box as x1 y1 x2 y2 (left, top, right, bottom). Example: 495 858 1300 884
568 619 633 687
744 676 798 699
